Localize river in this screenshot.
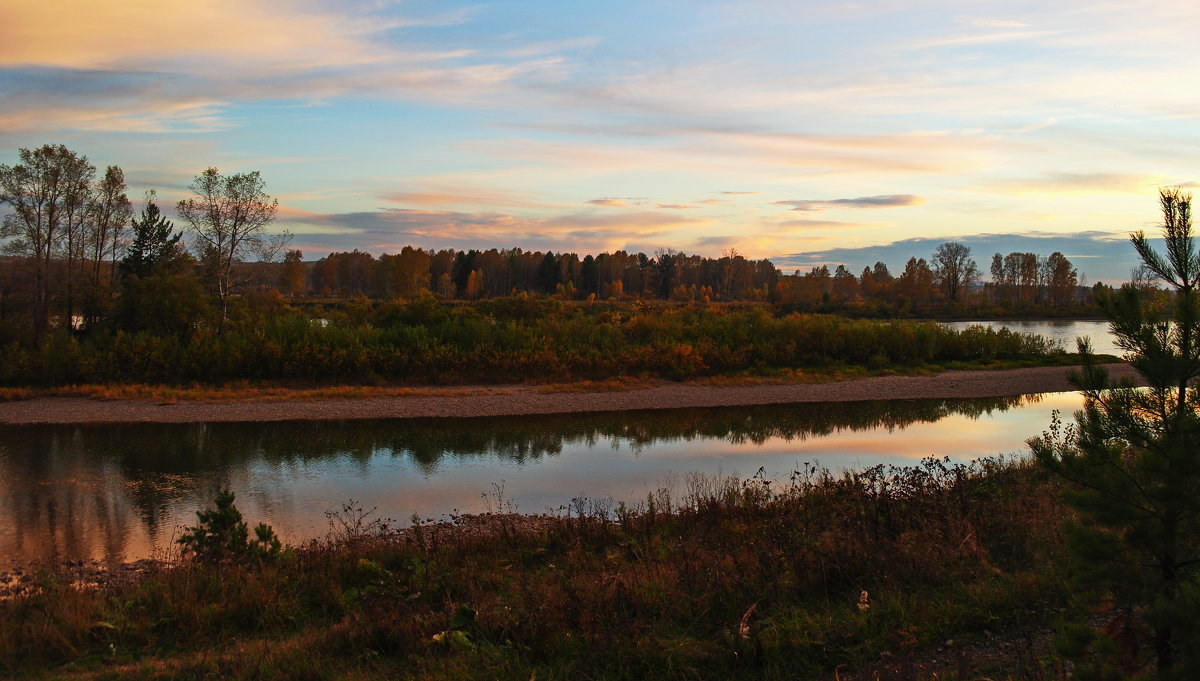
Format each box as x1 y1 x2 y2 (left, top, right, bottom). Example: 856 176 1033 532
0 320 1120 566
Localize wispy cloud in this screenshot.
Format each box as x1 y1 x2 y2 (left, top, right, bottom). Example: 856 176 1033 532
907 29 1070 50
0 97 232 134
380 185 549 211
774 218 872 230
776 231 1151 283
966 18 1032 29
6 0 1199 264
0 0 581 134
275 204 707 255
587 197 648 207
471 128 993 181
505 36 602 59
693 235 741 248
1 0 383 71
775 194 923 211
984 173 1161 195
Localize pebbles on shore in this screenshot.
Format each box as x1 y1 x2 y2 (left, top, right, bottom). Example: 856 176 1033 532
0 364 1143 426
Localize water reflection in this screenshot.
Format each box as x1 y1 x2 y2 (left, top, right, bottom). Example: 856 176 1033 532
0 393 1064 565
941 319 1122 357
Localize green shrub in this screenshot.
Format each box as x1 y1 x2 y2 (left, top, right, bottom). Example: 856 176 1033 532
178 490 282 565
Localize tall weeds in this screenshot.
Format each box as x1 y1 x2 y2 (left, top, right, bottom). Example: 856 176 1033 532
1 457 1069 680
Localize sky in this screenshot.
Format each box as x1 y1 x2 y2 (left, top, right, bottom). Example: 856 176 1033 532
4 0 1200 283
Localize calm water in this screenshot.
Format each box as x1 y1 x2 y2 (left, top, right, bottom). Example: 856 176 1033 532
0 320 1114 566
0 392 1081 566
942 319 1122 356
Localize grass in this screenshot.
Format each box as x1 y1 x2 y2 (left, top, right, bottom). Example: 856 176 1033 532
0 354 1105 404
0 383 499 404
1 457 1079 680
534 376 653 393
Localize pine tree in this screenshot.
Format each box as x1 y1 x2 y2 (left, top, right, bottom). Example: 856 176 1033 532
119 193 182 279
1031 187 1200 676
177 490 281 565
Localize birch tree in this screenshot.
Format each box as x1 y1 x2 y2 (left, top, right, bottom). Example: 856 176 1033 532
81 165 132 328
930 241 979 302
0 145 95 343
176 168 287 322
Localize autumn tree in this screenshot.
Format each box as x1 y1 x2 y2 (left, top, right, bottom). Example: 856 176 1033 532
989 253 1009 302
279 249 307 297
717 248 753 299
0 145 123 342
895 256 935 309
1042 251 1079 307
1032 188 1200 675
475 248 510 297
831 264 859 301
397 246 432 298
930 241 979 302
335 250 374 297
176 168 288 321
1017 252 1040 302
372 247 430 299
80 166 133 328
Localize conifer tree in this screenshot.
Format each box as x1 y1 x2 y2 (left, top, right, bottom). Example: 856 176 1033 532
119 192 182 279
1032 187 1200 676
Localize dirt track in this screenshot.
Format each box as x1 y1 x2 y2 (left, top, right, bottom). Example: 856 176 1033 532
0 363 1143 426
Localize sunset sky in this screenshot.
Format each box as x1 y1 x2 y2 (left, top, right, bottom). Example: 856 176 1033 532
4 0 1200 282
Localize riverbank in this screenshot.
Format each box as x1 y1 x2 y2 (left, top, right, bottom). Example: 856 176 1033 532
0 457 1080 680
0 362 1143 425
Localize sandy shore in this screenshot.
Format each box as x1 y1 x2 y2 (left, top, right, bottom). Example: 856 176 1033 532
0 363 1144 426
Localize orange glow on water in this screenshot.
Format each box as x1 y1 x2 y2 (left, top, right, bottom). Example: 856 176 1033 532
0 392 1082 565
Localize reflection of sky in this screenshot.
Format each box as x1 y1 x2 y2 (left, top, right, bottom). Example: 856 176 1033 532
0 391 1082 564
942 320 1122 356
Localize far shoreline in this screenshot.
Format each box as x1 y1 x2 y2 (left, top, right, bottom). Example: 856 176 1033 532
0 363 1144 426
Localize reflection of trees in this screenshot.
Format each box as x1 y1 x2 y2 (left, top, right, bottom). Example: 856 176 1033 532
259 394 1030 463
0 429 136 564
0 394 1029 564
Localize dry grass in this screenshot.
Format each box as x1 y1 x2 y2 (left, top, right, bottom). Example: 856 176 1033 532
534 376 653 393
0 377 662 403
0 458 1075 681
0 383 515 404
0 356 1072 405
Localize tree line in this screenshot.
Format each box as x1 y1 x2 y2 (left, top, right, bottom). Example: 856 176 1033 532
285 247 781 303
1 143 1100 353
773 243 1084 314
1 145 287 345
289 243 1088 316
0 145 132 344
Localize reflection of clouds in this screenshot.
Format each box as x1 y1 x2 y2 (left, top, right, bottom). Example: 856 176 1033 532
0 390 1080 563
942 320 1123 357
